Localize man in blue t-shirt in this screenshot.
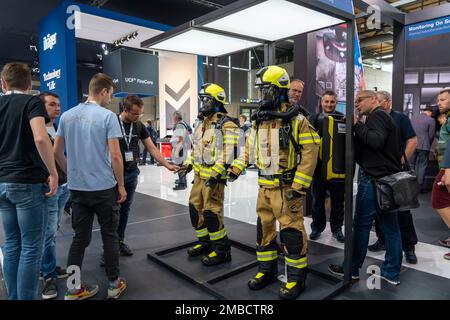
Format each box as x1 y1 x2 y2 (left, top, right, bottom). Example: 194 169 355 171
368 91 419 264
54 73 127 300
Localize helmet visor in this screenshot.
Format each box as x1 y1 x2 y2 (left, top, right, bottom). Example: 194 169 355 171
257 85 278 102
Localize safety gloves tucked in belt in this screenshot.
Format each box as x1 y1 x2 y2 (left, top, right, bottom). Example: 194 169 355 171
285 189 305 201
178 164 193 178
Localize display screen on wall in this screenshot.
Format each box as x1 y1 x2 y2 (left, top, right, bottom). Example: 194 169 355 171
404 15 450 115
406 15 450 68
103 48 159 96
314 24 365 104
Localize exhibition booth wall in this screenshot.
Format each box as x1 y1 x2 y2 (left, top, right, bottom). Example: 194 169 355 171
38 0 201 137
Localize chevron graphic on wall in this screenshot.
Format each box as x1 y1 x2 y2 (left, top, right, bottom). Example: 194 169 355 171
166 99 190 129
165 80 191 129
165 80 190 101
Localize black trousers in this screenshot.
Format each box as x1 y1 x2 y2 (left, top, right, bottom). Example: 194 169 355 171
311 175 345 233
374 210 418 250
67 187 120 281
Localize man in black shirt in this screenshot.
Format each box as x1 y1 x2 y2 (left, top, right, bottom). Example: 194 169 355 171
368 91 419 264
38 92 71 300
329 90 403 286
115 95 179 256
0 62 58 300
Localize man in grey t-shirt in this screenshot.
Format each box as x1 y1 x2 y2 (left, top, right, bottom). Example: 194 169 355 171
54 73 127 300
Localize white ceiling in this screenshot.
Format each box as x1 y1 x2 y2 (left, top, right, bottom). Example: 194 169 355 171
75 11 164 51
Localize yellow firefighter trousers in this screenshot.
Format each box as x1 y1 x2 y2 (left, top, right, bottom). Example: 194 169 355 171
189 174 225 229
256 185 308 256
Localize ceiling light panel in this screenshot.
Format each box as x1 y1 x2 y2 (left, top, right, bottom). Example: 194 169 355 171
204 0 344 41
149 29 262 56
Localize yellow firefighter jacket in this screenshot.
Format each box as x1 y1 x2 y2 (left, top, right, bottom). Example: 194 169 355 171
229 103 320 191
184 112 240 180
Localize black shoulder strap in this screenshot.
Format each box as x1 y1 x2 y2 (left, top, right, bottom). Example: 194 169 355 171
216 115 239 129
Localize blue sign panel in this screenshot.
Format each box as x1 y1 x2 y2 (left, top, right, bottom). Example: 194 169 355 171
318 0 354 14
39 1 77 113
406 15 450 41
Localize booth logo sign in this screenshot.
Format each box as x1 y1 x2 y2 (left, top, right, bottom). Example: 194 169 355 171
43 69 62 82
43 33 57 51
43 68 62 91
125 77 154 85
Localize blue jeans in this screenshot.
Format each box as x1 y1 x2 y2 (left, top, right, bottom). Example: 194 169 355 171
117 169 139 241
41 184 70 279
349 171 403 281
0 183 48 300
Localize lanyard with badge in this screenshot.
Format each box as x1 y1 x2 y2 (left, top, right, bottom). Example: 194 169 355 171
119 115 134 162
4 90 26 95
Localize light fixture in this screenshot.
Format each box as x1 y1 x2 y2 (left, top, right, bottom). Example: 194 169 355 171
101 43 109 56
141 0 351 57
145 27 263 57
113 31 139 48
202 0 345 42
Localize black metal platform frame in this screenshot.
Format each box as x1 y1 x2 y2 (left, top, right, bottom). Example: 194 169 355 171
147 238 347 300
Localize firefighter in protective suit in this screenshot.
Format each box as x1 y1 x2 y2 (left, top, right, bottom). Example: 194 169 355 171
178 83 240 266
228 66 319 299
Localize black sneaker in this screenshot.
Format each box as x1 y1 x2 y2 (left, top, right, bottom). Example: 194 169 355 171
368 240 385 252
119 241 133 256
309 229 322 240
55 266 68 279
332 229 345 243
201 251 231 266
173 184 187 190
42 278 58 300
248 272 277 290
404 247 418 264
100 255 105 267
328 264 360 280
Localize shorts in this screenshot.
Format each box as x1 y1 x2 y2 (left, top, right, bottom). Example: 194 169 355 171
431 170 450 209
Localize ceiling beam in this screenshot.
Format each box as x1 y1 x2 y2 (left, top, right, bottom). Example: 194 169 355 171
391 0 420 8
360 33 393 47
187 0 224 9
406 2 450 24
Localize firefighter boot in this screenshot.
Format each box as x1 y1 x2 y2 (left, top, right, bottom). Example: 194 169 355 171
279 266 306 300
187 204 212 257
187 235 211 257
279 228 307 300
248 242 279 290
248 271 278 290
201 211 232 266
